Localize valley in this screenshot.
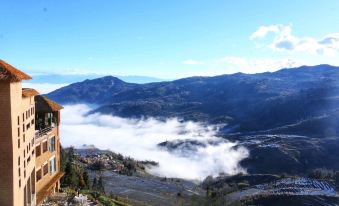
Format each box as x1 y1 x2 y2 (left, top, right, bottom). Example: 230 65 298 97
49 65 339 205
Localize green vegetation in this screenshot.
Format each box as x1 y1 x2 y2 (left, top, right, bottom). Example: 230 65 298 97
81 190 130 206
92 176 105 194
60 146 91 189
84 151 150 176
60 146 132 206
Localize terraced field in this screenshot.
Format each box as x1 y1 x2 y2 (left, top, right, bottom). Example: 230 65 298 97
228 177 339 205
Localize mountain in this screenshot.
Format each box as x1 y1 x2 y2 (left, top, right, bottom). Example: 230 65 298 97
48 65 339 205
31 74 166 84
47 64 339 133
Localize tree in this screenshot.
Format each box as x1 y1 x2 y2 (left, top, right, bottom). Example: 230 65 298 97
62 161 78 187
91 160 105 170
92 177 98 190
83 171 90 189
68 146 76 162
79 174 86 189
97 176 105 194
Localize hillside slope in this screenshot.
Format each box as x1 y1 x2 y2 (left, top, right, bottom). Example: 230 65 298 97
48 65 339 132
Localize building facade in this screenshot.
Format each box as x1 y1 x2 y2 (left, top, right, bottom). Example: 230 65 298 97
0 60 64 206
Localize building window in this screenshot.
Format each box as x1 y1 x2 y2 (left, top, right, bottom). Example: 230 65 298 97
43 163 48 176
18 116 20 125
36 169 42 182
31 169 35 195
36 145 41 157
18 167 21 176
23 124 25 132
19 179 21 187
50 158 56 175
18 138 20 148
26 123 30 130
49 136 55 152
43 141 48 153
22 113 24 122
18 127 20 138
31 119 34 125
23 134 25 142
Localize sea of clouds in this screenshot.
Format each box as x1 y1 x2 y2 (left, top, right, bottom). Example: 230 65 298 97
60 104 249 181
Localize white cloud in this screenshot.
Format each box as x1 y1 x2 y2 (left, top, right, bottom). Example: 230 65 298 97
60 104 249 181
250 25 289 40
182 60 203 65
251 25 339 56
216 57 306 74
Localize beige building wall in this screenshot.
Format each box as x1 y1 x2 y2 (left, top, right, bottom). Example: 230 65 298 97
0 81 37 206
0 81 15 206
20 93 37 206
35 127 61 193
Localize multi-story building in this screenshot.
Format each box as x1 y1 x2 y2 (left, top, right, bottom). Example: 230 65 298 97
0 60 64 206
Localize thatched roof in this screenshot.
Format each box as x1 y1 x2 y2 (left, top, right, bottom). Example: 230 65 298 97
35 95 64 112
0 60 32 82
22 88 40 98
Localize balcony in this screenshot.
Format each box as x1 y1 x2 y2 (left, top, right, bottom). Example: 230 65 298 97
35 111 59 142
35 127 52 141
36 172 64 205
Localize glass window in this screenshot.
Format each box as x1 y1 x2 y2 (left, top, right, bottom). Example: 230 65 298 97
49 136 55 152
43 141 48 153
36 145 41 156
36 169 41 182
43 164 48 176
50 158 56 175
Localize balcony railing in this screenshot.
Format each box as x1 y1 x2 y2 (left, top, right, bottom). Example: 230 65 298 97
35 127 52 140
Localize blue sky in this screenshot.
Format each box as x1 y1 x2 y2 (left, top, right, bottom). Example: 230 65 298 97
1 0 339 78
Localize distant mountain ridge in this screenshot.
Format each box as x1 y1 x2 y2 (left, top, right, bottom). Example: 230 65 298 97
47 64 339 134
31 74 166 84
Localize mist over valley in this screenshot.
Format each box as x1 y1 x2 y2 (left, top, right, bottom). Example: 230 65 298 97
45 65 339 205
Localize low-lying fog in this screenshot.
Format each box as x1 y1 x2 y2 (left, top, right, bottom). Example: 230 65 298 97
61 104 249 181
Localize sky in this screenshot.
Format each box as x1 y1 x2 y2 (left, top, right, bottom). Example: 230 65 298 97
1 0 339 79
